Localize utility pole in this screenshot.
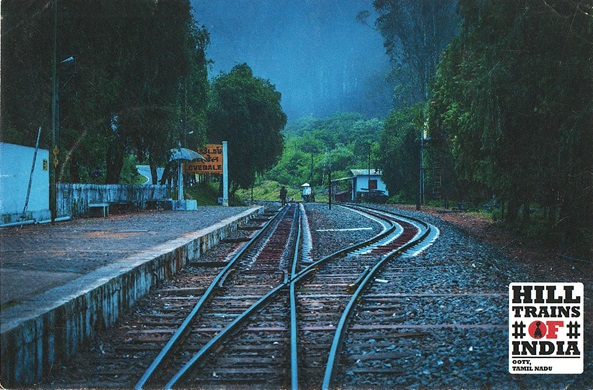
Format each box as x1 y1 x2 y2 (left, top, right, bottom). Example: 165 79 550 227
328 152 332 210
417 131 427 211
50 0 59 223
368 142 371 202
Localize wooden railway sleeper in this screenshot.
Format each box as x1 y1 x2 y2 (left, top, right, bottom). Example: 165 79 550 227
218 268 236 288
134 207 287 390
347 266 371 294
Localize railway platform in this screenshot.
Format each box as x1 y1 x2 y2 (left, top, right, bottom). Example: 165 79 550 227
0 206 263 387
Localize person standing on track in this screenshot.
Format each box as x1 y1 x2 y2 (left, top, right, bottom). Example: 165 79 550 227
280 185 288 206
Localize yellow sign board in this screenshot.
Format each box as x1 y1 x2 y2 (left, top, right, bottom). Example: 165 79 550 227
184 144 223 174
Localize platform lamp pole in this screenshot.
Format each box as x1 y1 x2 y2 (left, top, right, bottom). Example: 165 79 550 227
50 0 58 223
328 151 332 210
222 141 229 206
416 129 430 211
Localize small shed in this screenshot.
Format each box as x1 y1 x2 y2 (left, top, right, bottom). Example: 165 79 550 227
301 183 314 202
349 169 388 203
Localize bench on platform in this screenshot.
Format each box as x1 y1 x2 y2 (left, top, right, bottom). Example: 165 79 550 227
88 203 109 217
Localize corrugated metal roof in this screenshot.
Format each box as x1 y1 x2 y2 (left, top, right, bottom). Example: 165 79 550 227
350 169 382 176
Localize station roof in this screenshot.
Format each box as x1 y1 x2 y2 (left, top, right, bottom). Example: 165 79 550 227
350 169 383 177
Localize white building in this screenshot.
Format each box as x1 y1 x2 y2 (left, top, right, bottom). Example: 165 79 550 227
349 169 388 202
0 143 51 225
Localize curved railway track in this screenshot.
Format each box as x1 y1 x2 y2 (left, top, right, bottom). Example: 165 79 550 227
38 203 438 389
134 203 299 389
132 204 438 389
39 203 591 389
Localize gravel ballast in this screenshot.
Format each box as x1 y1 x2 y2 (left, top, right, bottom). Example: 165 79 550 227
304 203 592 389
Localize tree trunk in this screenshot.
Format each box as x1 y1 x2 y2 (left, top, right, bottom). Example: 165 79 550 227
506 196 519 224
106 141 125 184
149 156 158 185
69 155 81 183
548 203 556 228
522 201 531 224
230 182 239 199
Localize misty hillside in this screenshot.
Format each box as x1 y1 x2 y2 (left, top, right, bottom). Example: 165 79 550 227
191 0 393 121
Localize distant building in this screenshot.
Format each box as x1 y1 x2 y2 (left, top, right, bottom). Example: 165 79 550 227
350 169 388 203
331 169 389 203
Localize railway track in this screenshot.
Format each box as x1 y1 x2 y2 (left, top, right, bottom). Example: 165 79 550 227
134 203 299 389
134 204 438 389
39 203 438 389
37 203 592 389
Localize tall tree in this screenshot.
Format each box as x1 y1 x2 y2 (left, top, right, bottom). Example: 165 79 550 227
379 104 422 201
207 64 287 195
432 0 593 241
1 0 209 184
373 0 459 104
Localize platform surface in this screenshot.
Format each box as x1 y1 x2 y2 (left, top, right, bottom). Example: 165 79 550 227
0 207 254 309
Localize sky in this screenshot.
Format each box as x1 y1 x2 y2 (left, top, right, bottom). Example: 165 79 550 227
191 0 392 121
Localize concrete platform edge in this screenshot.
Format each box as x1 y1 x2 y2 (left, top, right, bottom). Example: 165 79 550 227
0 206 263 387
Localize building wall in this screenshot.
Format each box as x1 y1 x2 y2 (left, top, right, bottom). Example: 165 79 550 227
353 175 388 194
1 142 170 226
351 175 388 201
0 143 50 224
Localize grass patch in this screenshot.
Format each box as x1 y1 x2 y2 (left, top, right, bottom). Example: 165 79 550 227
236 180 329 203
185 181 244 206
237 180 299 202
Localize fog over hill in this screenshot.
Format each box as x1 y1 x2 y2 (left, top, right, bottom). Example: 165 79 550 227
191 0 393 121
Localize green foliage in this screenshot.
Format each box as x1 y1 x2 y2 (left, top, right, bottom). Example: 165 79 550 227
1 0 209 184
373 0 459 104
185 181 223 206
119 155 143 185
378 105 421 202
236 180 300 203
430 0 593 254
267 113 383 187
207 64 287 195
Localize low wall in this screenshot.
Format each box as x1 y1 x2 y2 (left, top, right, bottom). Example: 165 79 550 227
57 184 170 217
0 206 263 387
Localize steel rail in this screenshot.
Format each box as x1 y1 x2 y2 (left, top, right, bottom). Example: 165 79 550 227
148 204 401 389
289 208 396 285
164 283 289 389
165 204 396 389
134 205 288 390
289 207 303 390
164 205 301 389
321 206 434 390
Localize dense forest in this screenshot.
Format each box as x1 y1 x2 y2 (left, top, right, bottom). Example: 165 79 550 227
1 0 285 193
2 0 210 184
373 0 593 255
266 112 383 186
268 0 592 257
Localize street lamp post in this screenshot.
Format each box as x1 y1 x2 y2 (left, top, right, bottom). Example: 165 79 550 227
416 130 430 211
50 0 58 223
416 136 424 211
49 0 74 223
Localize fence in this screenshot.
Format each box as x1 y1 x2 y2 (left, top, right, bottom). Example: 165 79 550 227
57 184 170 218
